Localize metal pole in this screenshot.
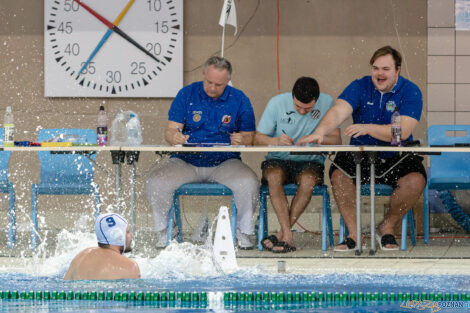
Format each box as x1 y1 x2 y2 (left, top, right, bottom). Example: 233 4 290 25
355 152 362 255
370 152 376 255
115 163 122 214
129 162 136 233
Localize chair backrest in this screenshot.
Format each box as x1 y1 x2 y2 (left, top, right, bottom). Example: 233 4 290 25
37 129 97 185
0 128 11 183
428 125 470 179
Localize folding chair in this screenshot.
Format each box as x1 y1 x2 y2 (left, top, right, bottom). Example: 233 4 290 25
0 128 16 248
257 184 334 251
167 183 237 246
31 128 101 250
424 125 470 244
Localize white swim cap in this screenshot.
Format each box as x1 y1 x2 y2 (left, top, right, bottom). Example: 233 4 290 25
95 213 128 251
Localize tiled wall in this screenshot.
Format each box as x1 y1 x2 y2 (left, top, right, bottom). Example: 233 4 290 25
428 0 470 125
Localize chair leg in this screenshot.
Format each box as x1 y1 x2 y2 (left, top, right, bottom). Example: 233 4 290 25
174 195 183 243
401 211 409 251
167 201 175 247
325 191 334 247
339 217 345 243
258 191 267 251
409 210 416 246
231 196 237 246
321 191 327 251
31 186 39 251
8 183 15 248
423 185 429 244
93 185 101 218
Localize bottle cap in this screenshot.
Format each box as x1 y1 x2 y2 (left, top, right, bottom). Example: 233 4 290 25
99 105 105 111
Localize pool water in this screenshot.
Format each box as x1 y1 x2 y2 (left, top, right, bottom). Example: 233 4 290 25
0 230 468 312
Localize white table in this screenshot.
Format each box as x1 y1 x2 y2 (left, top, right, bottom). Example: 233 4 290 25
6 145 470 253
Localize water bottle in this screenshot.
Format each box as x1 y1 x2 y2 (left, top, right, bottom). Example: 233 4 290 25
126 113 142 146
391 107 401 146
110 112 127 146
97 105 108 146
3 106 14 147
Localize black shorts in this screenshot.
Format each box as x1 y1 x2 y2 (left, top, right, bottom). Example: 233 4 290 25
329 152 427 188
261 159 324 185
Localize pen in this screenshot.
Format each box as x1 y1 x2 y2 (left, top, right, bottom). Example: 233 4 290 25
282 129 287 135
177 127 182 133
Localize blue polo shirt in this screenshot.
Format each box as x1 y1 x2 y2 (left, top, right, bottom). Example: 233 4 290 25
339 76 422 155
169 81 256 167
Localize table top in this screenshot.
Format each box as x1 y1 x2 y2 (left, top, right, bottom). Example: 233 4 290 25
3 145 470 153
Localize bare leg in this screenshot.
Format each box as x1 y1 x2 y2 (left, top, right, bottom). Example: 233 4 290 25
262 167 288 249
331 168 358 250
289 170 319 229
271 170 319 252
378 172 426 249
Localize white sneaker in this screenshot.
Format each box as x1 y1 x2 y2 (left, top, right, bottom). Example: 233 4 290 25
155 227 178 248
236 229 253 250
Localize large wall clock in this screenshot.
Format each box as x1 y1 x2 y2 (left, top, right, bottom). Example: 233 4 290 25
44 0 183 97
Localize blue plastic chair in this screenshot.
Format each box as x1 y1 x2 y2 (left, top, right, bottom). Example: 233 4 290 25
0 128 16 248
258 184 334 251
31 129 101 250
167 183 238 246
339 184 416 251
424 125 470 244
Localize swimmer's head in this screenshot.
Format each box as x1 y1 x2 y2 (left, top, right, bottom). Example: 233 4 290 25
95 213 133 253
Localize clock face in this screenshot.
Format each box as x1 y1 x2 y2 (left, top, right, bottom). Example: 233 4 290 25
44 0 183 98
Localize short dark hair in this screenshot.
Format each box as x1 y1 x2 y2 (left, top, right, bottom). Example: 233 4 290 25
98 242 110 249
292 77 320 104
370 46 402 70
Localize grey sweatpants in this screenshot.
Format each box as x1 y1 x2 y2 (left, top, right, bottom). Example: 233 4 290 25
145 158 259 234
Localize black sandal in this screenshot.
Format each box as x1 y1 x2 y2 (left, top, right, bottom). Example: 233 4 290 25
334 237 357 252
261 235 279 251
272 241 296 253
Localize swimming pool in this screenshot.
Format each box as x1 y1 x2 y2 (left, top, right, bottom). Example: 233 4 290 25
1 230 469 312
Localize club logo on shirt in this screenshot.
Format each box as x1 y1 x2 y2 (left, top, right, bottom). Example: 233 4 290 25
310 109 321 119
221 115 231 124
386 101 396 112
192 111 202 122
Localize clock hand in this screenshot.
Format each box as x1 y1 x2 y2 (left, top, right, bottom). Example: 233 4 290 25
74 0 162 65
77 0 136 78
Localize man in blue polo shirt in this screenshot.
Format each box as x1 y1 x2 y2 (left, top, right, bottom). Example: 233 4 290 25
254 77 341 253
298 46 426 251
145 56 258 249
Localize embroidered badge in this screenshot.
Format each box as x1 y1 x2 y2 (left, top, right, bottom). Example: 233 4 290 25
193 113 201 122
310 109 321 119
386 100 396 112
221 115 231 124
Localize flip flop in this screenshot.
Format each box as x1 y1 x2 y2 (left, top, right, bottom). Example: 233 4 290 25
272 241 296 253
261 235 279 251
333 237 357 252
375 231 399 251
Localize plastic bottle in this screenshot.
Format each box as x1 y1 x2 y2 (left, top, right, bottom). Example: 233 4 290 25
126 113 142 146
3 106 14 147
97 105 108 146
110 112 127 146
390 107 401 146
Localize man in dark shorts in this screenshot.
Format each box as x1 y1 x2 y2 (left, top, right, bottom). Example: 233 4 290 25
298 46 426 251
254 77 341 253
